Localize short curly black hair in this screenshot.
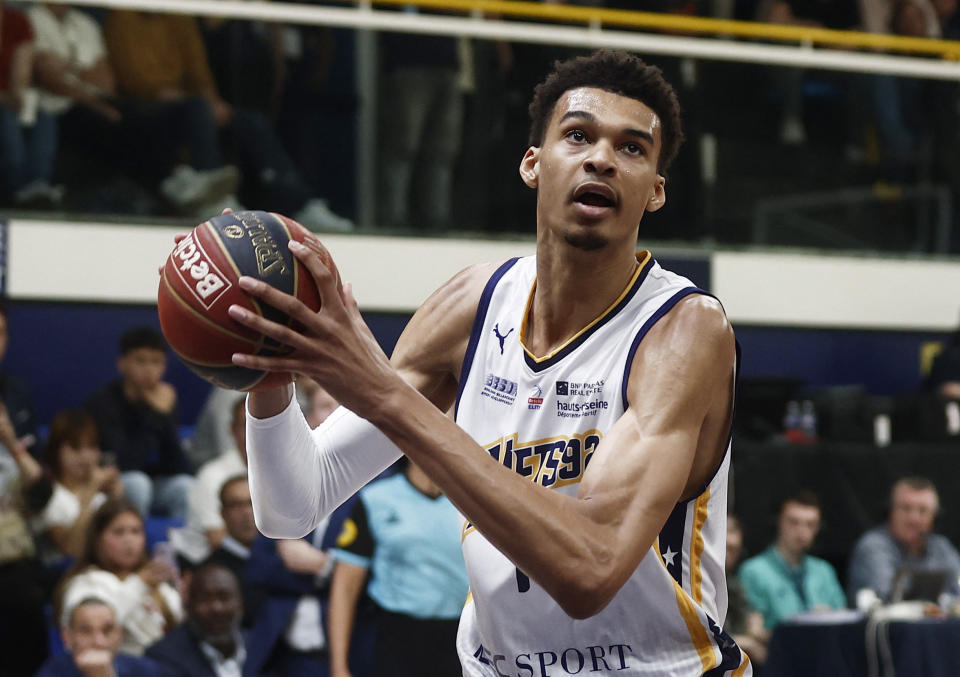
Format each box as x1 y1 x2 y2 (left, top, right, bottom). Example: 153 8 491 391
528 50 684 174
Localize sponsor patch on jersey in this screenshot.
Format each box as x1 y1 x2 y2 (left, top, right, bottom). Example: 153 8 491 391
527 385 543 410
482 373 517 405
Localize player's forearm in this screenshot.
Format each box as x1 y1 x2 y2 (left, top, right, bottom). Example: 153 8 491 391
246 398 401 539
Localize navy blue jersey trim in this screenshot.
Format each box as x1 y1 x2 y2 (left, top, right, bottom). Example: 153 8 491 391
523 254 655 373
703 616 744 676
659 501 688 587
619 288 740 506
619 286 708 410
454 258 520 421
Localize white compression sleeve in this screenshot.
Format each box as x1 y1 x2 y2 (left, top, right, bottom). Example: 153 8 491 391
245 396 402 539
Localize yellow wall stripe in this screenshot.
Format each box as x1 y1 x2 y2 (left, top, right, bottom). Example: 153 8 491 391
690 489 711 605
363 0 960 58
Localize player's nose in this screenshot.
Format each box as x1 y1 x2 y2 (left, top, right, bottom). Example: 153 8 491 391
583 140 616 176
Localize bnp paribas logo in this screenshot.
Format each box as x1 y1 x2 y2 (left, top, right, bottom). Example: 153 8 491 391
556 381 569 396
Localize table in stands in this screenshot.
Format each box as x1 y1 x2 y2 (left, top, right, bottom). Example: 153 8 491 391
763 617 960 677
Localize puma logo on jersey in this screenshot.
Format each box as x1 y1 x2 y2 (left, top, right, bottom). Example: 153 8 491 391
493 323 514 354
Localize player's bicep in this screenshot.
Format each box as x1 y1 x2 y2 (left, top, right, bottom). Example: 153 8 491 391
577 297 734 544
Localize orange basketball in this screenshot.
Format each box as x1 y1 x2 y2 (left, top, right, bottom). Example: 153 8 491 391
157 210 338 391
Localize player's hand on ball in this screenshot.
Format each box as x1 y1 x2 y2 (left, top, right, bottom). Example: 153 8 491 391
227 238 394 414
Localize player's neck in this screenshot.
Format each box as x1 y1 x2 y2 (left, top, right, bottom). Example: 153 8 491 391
526 246 640 357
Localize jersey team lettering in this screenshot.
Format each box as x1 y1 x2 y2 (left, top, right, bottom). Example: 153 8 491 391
485 431 601 488
473 641 635 676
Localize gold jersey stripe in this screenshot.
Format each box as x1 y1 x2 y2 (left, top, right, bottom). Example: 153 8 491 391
690 488 711 605
520 251 652 363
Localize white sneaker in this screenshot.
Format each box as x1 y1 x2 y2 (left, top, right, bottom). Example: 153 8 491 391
162 164 240 209
14 180 64 205
294 198 354 232
194 194 245 221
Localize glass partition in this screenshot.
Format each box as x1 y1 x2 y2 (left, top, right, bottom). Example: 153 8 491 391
1 4 957 256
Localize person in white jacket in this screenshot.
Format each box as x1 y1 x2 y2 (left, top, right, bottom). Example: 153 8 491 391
59 498 182 655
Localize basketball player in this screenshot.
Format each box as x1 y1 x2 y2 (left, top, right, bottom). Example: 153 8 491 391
228 50 748 676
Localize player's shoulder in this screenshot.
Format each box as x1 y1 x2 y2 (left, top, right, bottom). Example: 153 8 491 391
413 260 512 328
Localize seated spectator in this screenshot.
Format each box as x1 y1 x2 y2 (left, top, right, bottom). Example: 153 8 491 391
32 409 123 568
145 562 251 676
0 398 52 675
0 1 59 207
848 476 960 602
328 458 469 677
185 396 246 559
203 474 261 628
85 327 193 519
0 299 38 456
104 9 352 230
59 498 183 655
739 491 847 629
36 596 164 677
724 515 769 665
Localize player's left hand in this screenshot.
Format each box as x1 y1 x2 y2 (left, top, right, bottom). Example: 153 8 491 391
227 238 397 417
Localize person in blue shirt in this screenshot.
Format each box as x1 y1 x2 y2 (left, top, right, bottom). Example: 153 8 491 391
36 596 163 677
327 458 468 677
739 490 847 629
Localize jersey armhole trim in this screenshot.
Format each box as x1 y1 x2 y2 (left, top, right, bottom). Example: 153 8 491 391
454 258 520 421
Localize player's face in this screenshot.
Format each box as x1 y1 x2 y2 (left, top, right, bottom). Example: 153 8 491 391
777 502 820 556
63 602 121 655
97 511 145 573
520 87 665 251
890 486 937 548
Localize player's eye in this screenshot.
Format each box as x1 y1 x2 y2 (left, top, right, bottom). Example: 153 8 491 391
623 142 645 156
565 129 588 143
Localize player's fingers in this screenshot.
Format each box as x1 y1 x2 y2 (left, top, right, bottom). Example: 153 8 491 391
228 301 318 353
288 240 343 311
221 207 233 215
231 351 312 375
235 275 323 331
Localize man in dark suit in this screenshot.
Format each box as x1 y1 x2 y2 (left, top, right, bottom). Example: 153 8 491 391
202 473 261 626
146 562 253 676
36 596 164 677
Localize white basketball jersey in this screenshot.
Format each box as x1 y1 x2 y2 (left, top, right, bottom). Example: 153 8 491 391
454 253 750 677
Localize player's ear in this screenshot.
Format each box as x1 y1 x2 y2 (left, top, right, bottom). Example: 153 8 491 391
645 175 666 213
519 147 540 188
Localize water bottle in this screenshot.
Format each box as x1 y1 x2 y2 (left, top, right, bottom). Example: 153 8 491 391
800 400 818 441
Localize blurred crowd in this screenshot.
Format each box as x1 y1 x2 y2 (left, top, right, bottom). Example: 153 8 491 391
0 301 956 674
0 1 958 246
0 315 470 676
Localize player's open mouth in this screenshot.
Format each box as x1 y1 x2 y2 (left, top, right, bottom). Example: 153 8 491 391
572 183 617 217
